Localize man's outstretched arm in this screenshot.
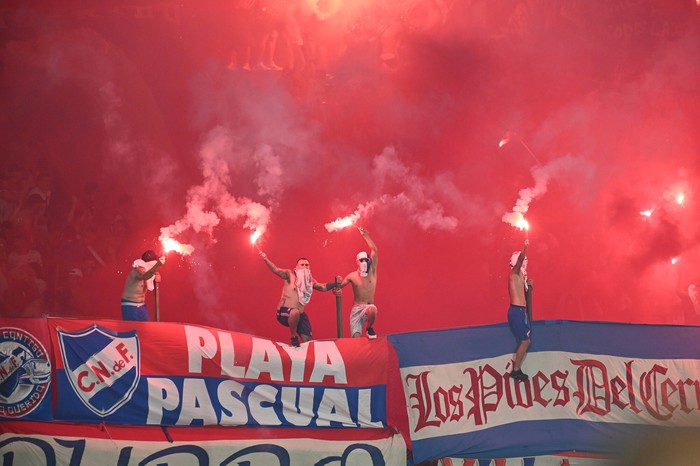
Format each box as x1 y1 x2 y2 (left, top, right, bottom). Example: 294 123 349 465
259 251 289 280
513 239 529 273
359 227 378 266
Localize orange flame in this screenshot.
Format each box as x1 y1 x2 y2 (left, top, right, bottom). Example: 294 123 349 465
676 193 685 205
250 229 262 245
516 217 529 231
161 237 194 256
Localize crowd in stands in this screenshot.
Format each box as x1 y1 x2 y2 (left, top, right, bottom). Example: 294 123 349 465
0 160 141 318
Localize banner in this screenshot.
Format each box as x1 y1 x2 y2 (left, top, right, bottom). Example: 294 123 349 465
0 318 53 421
49 319 388 427
388 321 700 463
0 421 406 466
436 455 614 466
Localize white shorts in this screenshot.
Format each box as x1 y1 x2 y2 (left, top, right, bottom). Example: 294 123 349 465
350 303 377 336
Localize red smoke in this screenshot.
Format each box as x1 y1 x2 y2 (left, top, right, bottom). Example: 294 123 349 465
1 1 699 339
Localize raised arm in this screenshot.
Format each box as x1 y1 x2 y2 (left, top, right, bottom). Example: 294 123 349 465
359 227 378 267
137 256 165 280
259 251 290 280
513 239 528 273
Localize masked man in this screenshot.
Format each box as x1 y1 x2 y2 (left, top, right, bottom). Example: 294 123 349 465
337 227 379 339
260 251 336 347
121 250 165 321
507 239 532 381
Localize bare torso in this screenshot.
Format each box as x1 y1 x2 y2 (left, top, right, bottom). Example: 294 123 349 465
122 267 149 303
278 270 303 310
508 271 527 306
348 270 377 304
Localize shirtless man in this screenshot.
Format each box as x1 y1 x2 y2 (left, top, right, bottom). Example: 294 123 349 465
260 252 336 347
507 239 532 381
121 250 165 321
337 227 378 339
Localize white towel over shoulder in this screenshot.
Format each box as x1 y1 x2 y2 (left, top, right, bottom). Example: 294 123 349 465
295 268 314 306
133 259 158 291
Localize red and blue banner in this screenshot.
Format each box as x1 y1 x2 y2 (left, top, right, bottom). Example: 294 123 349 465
388 321 700 463
0 421 406 465
49 319 388 427
0 318 52 421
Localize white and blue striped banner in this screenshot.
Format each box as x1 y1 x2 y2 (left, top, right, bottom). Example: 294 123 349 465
388 321 700 464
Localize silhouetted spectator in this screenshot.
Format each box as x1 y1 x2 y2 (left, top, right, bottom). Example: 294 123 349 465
7 232 43 271
53 267 91 316
4 262 46 316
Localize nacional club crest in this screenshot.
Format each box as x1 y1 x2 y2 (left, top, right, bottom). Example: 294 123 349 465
0 327 51 418
58 324 140 417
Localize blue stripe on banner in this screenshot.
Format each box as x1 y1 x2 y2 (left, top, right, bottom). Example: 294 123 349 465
388 320 700 367
410 419 700 462
54 374 386 427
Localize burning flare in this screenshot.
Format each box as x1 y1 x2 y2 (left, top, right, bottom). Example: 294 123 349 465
250 227 264 251
516 217 529 231
325 213 359 232
161 236 194 256
250 229 262 245
325 200 380 233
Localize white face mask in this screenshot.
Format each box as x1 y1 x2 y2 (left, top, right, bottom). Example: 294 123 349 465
357 259 370 277
509 252 527 273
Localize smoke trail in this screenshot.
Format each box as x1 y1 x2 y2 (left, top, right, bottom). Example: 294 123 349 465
502 154 595 227
325 196 386 232
159 126 271 252
325 146 458 231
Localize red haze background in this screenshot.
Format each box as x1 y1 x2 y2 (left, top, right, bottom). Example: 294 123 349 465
1 0 699 342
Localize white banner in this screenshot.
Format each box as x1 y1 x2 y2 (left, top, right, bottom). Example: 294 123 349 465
401 351 700 442
0 431 406 466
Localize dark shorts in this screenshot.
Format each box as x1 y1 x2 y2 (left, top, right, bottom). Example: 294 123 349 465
508 304 531 342
276 307 312 338
121 300 150 321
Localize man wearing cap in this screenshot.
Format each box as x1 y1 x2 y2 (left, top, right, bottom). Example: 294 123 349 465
121 250 165 321
337 227 379 339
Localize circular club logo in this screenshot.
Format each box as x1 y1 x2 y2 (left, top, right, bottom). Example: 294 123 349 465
0 327 51 418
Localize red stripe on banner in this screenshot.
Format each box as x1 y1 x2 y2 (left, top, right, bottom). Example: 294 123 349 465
48 319 387 387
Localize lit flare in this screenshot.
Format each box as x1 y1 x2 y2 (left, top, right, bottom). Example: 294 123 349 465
325 214 359 232
250 228 263 251
516 217 529 231
161 237 194 256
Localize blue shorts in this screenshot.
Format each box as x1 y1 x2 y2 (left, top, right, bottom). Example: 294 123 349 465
276 307 312 339
121 300 150 321
507 304 531 342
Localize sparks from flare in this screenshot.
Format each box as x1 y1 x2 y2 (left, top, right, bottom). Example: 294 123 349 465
640 208 654 218
671 257 679 265
498 131 541 165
